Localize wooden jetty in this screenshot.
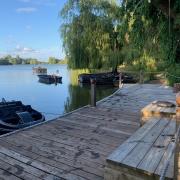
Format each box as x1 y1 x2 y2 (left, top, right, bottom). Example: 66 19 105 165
0 84 176 180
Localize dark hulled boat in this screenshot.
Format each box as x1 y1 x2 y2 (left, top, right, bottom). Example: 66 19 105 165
38 74 62 84
33 66 47 74
78 72 117 85
0 100 45 134
78 72 137 85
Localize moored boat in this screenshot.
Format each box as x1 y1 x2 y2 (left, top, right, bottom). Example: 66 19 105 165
38 74 62 84
0 99 45 134
33 66 47 74
78 72 136 85
78 72 117 85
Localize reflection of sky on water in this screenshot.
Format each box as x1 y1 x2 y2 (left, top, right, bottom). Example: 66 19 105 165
0 65 117 120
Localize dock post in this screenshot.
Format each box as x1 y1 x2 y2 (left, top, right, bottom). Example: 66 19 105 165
90 78 96 107
174 94 180 180
139 70 143 84
119 72 122 88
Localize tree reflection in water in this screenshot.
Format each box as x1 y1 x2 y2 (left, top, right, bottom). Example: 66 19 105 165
64 69 117 113
64 84 117 113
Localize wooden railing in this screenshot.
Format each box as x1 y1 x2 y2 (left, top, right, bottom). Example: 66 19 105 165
117 70 166 84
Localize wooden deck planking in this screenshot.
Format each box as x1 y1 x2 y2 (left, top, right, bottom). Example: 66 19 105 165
0 84 175 180
121 119 171 168
106 118 176 179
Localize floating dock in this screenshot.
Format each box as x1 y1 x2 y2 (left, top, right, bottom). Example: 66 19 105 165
0 84 175 180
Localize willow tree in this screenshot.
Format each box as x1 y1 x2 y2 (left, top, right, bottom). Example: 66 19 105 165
118 0 180 73
60 0 122 70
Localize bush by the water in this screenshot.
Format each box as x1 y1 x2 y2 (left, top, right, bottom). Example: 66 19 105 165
167 65 180 86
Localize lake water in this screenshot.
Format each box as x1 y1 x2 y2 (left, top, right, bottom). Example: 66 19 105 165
0 65 117 120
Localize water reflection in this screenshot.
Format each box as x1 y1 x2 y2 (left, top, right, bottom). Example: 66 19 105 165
64 84 117 113
69 69 90 86
64 69 117 112
0 65 117 120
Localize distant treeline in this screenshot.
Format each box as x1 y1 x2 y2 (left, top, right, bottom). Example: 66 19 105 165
0 55 67 65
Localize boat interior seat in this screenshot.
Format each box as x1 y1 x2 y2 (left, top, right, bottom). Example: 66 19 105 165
16 111 33 124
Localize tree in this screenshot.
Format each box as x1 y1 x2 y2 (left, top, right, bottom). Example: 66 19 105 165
29 59 39 64
48 57 58 64
61 0 179 74
117 0 180 85
60 0 122 70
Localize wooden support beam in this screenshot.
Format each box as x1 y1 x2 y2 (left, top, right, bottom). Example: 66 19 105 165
90 78 96 107
139 70 144 84
119 72 122 88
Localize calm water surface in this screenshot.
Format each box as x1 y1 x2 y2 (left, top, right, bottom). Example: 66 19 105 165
0 65 117 120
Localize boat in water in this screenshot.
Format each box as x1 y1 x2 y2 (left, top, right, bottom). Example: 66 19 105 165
38 74 62 84
0 99 45 134
78 72 117 85
78 72 136 85
33 66 47 74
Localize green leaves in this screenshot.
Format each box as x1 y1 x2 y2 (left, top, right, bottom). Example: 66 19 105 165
60 0 121 69
60 0 179 84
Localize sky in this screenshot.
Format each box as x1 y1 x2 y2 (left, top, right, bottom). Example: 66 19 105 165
0 0 67 60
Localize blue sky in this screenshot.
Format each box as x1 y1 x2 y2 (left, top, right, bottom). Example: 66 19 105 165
0 0 67 60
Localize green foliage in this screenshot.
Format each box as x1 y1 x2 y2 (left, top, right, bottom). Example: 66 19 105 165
0 59 11 65
119 0 180 84
27 58 39 65
0 55 66 65
60 0 122 69
60 0 180 85
0 55 41 65
166 64 180 86
0 55 14 65
48 57 67 64
58 58 68 64
48 57 58 64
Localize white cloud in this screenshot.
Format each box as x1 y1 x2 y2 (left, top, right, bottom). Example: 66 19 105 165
15 45 39 54
16 7 37 13
15 45 64 60
1 43 65 60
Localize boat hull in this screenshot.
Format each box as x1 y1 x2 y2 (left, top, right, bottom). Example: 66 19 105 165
38 75 62 84
0 101 45 134
78 72 137 85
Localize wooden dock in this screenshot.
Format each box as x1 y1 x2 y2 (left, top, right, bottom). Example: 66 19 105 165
0 84 175 180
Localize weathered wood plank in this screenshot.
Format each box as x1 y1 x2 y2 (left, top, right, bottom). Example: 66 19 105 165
155 143 174 178
0 152 49 179
0 138 103 175
137 120 175 174
0 168 21 180
0 160 40 180
122 119 171 169
0 136 103 175
0 84 175 180
25 121 129 146
107 118 160 164
0 139 104 177
0 148 89 180
63 113 139 129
